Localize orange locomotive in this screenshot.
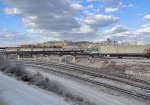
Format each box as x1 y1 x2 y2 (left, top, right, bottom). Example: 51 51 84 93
144 48 150 54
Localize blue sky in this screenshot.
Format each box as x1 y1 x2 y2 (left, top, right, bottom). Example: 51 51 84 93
0 0 150 46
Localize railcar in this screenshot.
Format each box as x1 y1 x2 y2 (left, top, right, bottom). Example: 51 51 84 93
144 48 150 55
19 44 62 48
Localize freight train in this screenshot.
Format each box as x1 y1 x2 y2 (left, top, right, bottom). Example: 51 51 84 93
19 44 62 48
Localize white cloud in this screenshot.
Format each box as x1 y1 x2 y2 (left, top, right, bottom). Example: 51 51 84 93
143 15 150 20
5 8 20 15
22 16 38 28
136 26 150 34
84 14 118 27
96 24 150 42
104 0 133 8
71 14 118 35
103 25 129 35
122 4 133 8
3 0 120 41
105 8 119 13
72 25 94 33
3 0 81 36
86 0 99 2
1 0 149 44
103 1 133 13
0 29 31 46
85 4 94 9
0 29 61 46
86 0 93 2
141 23 149 28
118 2 133 8
70 3 83 11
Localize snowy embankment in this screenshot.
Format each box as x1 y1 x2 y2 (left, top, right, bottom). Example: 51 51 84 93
0 72 69 105
26 66 149 105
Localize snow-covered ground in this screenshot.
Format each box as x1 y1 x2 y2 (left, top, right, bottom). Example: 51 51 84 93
26 66 149 105
0 72 69 105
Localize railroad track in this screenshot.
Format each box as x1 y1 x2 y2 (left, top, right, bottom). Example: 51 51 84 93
68 62 150 85
23 61 150 91
24 63 150 100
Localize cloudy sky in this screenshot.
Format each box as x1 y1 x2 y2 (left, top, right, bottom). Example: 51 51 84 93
0 0 150 46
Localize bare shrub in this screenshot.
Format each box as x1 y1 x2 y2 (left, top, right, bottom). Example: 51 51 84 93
35 76 50 89
23 72 95 104
21 74 32 82
0 60 8 72
47 81 64 93
2 63 26 77
14 64 26 77
0 53 96 105
82 100 95 105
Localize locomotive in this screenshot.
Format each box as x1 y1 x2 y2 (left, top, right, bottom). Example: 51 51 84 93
144 48 150 55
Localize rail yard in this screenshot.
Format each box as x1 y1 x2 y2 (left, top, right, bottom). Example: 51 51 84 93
23 61 150 98
1 0 150 105
0 46 150 105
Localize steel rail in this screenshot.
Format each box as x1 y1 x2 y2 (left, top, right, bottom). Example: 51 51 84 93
25 63 150 100
23 61 150 91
